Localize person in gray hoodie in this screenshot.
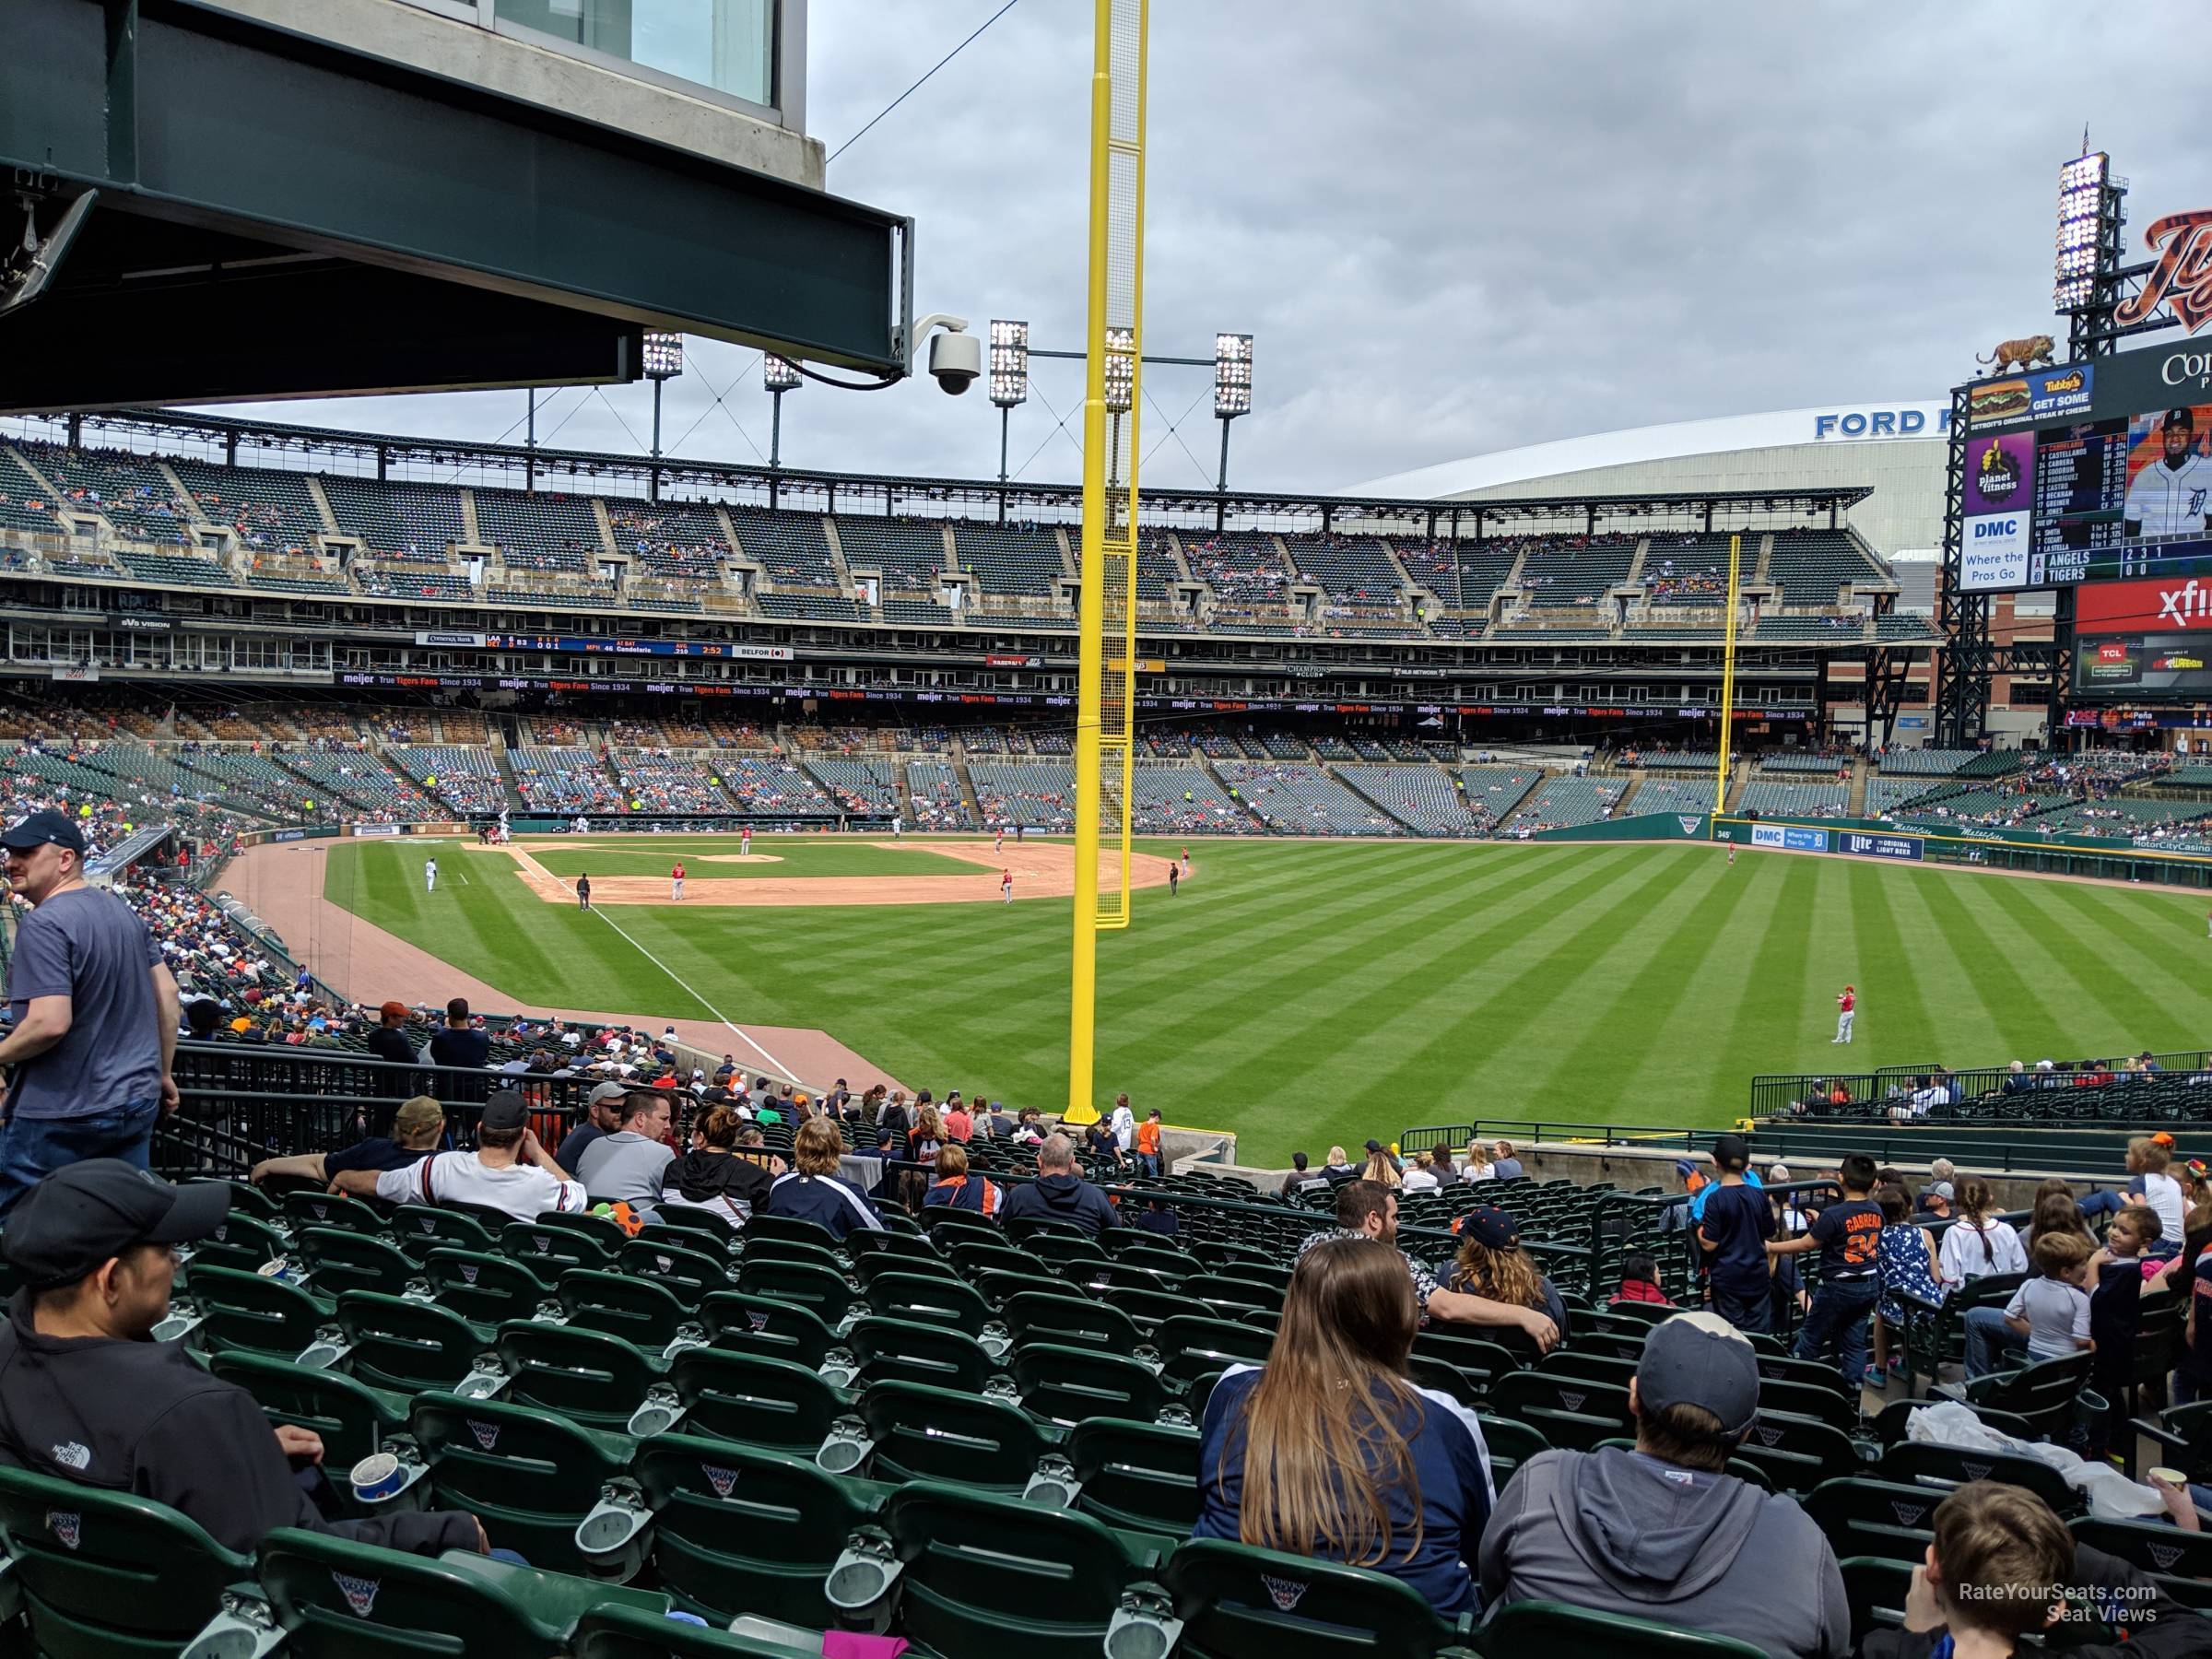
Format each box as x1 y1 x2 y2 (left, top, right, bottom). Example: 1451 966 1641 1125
1477 1311 1848 1658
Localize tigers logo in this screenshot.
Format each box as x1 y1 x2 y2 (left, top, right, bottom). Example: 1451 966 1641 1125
703 1464 740 1499
2118 210 2212 335
1677 817 1701 836
1558 1391 1585 1412
459 1263 479 1285
45 1511 80 1550
2149 1541 2185 1572
1261 1572 1310 1612
333 1571 382 1617
468 1419 501 1451
1889 1500 1928 1526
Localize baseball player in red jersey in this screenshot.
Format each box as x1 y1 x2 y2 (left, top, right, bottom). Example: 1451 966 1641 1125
671 862 685 901
1833 985 1856 1044
1727 844 1736 867
994 828 1005 855
740 826 752 858
1001 868 1014 905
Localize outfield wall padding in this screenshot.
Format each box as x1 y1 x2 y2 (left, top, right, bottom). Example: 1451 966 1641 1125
1533 811 1710 842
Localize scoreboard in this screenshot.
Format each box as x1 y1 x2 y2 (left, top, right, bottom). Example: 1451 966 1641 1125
1955 344 2212 593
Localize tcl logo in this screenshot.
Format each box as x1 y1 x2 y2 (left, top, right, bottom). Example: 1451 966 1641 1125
2098 642 2131 663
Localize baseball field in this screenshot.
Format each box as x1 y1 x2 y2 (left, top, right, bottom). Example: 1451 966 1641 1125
316 835 2212 1163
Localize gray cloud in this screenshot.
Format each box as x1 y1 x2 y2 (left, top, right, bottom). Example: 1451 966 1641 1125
189 1 2212 498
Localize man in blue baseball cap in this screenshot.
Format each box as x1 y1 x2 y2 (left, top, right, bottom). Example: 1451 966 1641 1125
0 811 182 1218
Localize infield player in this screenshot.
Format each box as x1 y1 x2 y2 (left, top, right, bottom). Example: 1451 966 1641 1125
1181 845 1192 878
740 825 753 859
577 873 592 912
1833 984 1856 1044
1002 867 1014 905
424 856 437 895
2125 406 2212 541
994 827 1004 856
671 861 685 901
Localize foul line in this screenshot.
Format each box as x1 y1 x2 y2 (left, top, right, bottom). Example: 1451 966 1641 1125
587 905 803 1085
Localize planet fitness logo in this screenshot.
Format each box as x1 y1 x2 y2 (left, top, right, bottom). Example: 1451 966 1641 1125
1975 441 2024 504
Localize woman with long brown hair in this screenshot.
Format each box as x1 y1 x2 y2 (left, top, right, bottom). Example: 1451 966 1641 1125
1446 1206 1569 1339
1194 1235 1495 1614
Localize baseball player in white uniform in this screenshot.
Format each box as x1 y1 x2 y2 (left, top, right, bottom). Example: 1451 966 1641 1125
424 856 438 894
2125 407 2212 544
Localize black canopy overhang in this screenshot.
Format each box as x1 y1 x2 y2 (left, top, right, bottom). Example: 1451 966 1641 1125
0 0 909 414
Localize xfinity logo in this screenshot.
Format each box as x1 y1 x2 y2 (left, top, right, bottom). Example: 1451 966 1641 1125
2159 580 2212 627
2162 350 2212 391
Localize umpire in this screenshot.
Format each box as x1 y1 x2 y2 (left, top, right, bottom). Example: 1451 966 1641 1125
0 1160 487 1557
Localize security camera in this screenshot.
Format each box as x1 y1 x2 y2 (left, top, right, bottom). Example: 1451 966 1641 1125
927 328 982 394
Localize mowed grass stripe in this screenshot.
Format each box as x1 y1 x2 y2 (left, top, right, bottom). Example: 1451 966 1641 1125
326 837 2212 1165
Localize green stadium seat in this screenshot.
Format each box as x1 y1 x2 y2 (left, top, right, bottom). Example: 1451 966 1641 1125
1955 1350 2097 1442
736 1258 860 1325
743 1212 842 1253
192 1175 279 1220
1162 1536 1470 1658
1001 1288 1146 1355
1803 1477 1943 1564
529 1207 638 1253
1414 1330 1524 1390
500 1218 621 1275
411 1393 634 1575
844 1378 1050 1488
1758 1376 1858 1432
1060 1418 1201 1536
620 1234 737 1297
629 1435 885 1627
1869 1395 2035 1449
335 1289 495 1394
1476 1598 1766 1656
210 1350 414 1470
1477 1413 1549 1484
1407 1355 1485 1409
494 1321 665 1430
915 1206 1003 1243
844 1229 945 1272
841 1314 999 1393
2129 1397 2212 1484
282 1188 391 1239
831 1481 1161 1659
1027 1230 1111 1269
571 1603 822 1658
861 1268 1001 1342
947 1240 1047 1280
1729 1410 1865 1495
387 1202 501 1261
253 1526 668 1653
699 1291 841 1371
1839 1556 1914 1644
182 1210 287 1275
291 1224 424 1300
1152 1315 1274 1391
1900 1273 2024 1383
172 1261 333 1359
646 1347 846 1451
1011 1341 1171 1426
559 1267 699 1350
1879 1441 2080 1515
0 1462 260 1655
1489 1371 1636 1453
2071 1516 2212 1590
643 1203 745 1250
421 1246 557 1324
1537 1349 1640 1390
740 1235 851 1279
1101 1285 1193 1332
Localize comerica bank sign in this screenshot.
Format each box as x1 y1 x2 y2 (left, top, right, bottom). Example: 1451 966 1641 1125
1812 407 1952 441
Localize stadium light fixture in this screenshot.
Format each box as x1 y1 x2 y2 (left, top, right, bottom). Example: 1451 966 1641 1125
989 320 1030 408
642 331 685 382
762 354 803 394
1103 326 1135 415
2055 151 2108 311
1212 332 1253 527
763 356 801 500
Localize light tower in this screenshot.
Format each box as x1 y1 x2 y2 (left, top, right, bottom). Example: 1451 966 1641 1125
642 330 684 500
763 353 801 506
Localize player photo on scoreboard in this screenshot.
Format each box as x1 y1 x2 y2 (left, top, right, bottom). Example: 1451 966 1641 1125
2124 404 2212 541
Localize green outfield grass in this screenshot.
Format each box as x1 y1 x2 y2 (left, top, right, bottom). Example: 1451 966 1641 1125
524 841 977 880
324 838 2212 1164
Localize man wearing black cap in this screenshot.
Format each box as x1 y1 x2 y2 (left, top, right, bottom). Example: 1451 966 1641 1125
0 811 182 1218
1478 1312 1849 1656
2125 406 2212 542
0 1160 485 1558
329 1089 583 1222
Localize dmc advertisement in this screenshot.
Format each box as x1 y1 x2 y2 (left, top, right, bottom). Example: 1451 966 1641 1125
1750 825 1830 852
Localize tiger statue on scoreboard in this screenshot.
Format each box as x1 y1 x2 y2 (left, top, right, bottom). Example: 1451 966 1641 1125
1976 335 2056 376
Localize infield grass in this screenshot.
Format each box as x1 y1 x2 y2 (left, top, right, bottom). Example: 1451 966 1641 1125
324 837 2212 1164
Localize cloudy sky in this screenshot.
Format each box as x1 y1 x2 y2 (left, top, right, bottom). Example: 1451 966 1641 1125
190 2 2207 496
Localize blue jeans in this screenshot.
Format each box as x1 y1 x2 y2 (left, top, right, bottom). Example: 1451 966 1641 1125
2078 1190 2126 1222
0 1099 161 1219
1135 1153 1160 1178
1795 1277 1879 1381
1712 1284 1773 1335
1964 1304 2027 1380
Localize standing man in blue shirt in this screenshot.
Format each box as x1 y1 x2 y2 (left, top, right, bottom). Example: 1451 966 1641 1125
1696 1135 1776 1334
0 812 182 1217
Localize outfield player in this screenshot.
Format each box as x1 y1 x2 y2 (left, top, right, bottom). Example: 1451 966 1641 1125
1727 844 1736 868
2125 406 2212 541
1002 868 1013 905
577 874 592 912
1833 984 1855 1044
424 856 437 895
671 861 685 901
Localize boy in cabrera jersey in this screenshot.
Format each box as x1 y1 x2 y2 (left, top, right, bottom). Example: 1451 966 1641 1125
2125 406 2212 540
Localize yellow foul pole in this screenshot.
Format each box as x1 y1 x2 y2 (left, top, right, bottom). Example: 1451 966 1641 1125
1713 531 1743 822
1065 0 1146 1125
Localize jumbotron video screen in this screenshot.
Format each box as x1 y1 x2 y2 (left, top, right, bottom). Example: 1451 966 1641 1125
1956 344 2212 594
